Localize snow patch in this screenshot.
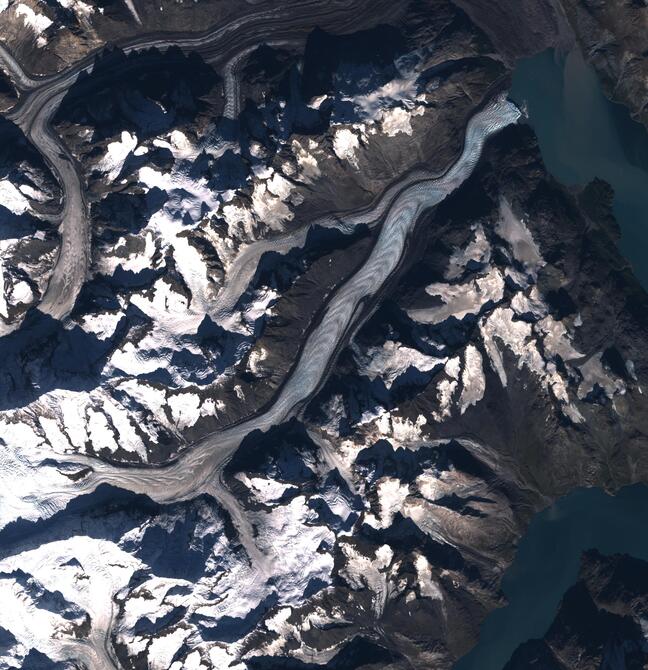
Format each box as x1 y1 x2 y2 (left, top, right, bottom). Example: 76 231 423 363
235 474 296 504
414 554 443 600
380 106 424 136
353 340 445 388
497 198 544 278
446 224 491 280
15 4 52 35
408 267 504 325
167 392 201 431
0 179 30 214
365 477 409 529
332 128 360 167
459 345 485 414
97 131 138 182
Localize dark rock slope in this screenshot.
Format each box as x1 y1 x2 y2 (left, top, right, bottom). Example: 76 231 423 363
303 121 648 667
505 549 648 669
560 0 648 130
0 0 647 669
454 0 648 132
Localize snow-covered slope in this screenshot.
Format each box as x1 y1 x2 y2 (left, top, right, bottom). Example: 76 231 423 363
0 0 647 668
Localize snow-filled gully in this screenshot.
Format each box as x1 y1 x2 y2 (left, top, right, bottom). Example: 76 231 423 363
27 96 521 566
0 0 399 328
0 92 521 669
0 8 525 665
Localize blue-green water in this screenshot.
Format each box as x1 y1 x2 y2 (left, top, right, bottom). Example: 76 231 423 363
453 48 648 669
509 48 648 288
454 485 648 670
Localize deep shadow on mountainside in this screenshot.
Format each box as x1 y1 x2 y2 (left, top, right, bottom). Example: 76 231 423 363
0 0 648 668
300 121 648 667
